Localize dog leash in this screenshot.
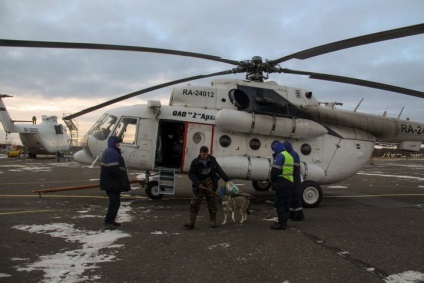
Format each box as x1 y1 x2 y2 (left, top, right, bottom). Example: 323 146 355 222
197 184 256 200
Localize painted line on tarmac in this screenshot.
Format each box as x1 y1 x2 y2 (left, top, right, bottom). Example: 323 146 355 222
0 194 106 199
1 193 422 200
2 180 99 185
325 193 424 208
1 193 422 199
0 210 56 215
326 193 424 198
0 194 147 199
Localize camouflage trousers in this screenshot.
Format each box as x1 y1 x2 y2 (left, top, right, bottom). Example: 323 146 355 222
189 176 217 215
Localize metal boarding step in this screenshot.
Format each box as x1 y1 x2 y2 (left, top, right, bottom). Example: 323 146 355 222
63 118 78 131
158 168 176 195
62 114 79 146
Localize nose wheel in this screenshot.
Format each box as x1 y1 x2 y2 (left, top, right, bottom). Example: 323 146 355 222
145 181 163 200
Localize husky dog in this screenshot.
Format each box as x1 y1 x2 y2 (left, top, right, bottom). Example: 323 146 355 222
221 195 250 225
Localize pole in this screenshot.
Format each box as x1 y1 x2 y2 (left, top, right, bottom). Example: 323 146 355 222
31 179 141 197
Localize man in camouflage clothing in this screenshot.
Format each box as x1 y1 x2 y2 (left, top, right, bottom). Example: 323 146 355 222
184 146 230 229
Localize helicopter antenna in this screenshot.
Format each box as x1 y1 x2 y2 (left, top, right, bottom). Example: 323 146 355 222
354 98 364 112
397 106 404 119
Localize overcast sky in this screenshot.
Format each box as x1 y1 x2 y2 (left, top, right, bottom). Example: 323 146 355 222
0 0 423 145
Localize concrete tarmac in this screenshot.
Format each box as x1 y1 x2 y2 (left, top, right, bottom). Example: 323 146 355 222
0 157 423 282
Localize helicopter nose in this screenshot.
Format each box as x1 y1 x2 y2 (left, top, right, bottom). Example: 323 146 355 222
73 149 95 164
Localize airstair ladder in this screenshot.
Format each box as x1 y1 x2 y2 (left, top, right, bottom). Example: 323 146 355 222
158 168 176 195
63 114 79 146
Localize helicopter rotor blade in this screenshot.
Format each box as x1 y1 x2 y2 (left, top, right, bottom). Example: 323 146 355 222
270 23 424 65
281 68 424 98
2 24 422 104
63 70 234 120
0 39 239 65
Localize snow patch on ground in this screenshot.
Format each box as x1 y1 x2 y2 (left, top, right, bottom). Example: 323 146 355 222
11 201 134 282
384 271 424 283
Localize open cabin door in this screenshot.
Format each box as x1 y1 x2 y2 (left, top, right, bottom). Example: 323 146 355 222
182 123 213 172
155 120 185 170
118 117 158 170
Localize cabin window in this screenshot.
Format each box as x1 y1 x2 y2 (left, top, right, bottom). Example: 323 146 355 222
219 135 231 148
89 114 118 141
113 117 138 145
300 144 312 155
192 132 204 144
54 124 64 134
249 138 261 150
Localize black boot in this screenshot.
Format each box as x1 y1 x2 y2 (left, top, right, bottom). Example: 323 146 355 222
184 211 197 229
209 213 218 228
271 214 288 230
288 211 295 219
292 210 304 221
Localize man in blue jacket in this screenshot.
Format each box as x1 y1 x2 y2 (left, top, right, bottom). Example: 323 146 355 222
100 136 131 230
283 141 304 221
270 141 294 230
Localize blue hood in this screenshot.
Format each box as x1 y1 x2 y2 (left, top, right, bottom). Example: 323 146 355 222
107 136 122 149
283 141 293 152
272 141 286 153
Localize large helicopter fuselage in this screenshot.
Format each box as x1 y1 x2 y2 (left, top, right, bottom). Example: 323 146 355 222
74 79 424 185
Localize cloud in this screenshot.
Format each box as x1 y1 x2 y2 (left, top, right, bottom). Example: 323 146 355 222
1 0 423 144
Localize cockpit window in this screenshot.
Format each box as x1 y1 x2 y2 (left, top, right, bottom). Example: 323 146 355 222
113 117 138 145
89 114 118 141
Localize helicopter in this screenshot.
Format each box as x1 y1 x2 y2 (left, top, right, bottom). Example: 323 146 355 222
1 23 423 207
0 94 71 158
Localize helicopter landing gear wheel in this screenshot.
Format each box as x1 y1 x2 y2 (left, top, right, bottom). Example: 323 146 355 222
145 181 163 200
252 180 271 191
300 181 322 208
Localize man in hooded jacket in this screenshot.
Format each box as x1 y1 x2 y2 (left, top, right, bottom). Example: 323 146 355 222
100 136 131 230
270 141 294 230
283 141 305 221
